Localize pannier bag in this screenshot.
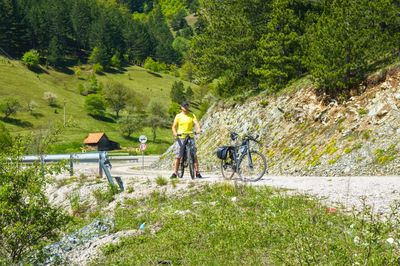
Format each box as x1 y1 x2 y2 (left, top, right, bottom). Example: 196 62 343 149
216 146 231 160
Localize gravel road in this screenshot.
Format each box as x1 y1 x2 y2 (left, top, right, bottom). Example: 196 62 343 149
70 161 400 214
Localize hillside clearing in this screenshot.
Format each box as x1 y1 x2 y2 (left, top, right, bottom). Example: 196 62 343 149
0 57 197 153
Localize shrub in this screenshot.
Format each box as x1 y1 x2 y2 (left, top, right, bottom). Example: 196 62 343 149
43 92 58 107
168 102 181 118
85 94 107 117
0 136 69 264
69 192 90 217
27 100 38 114
119 115 143 137
111 54 121 69
21 50 40 68
93 63 104 74
143 57 167 72
93 185 119 206
156 176 168 186
79 75 103 96
0 123 12 150
89 46 107 66
0 97 21 118
374 144 397 165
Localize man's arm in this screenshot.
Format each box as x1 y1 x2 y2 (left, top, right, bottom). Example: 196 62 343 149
194 118 201 134
172 117 178 137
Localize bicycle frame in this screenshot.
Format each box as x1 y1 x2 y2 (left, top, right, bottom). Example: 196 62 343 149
221 133 266 182
230 138 253 172
177 133 197 179
177 134 195 159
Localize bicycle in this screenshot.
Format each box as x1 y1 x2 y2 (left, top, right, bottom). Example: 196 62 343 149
176 132 198 179
218 132 267 182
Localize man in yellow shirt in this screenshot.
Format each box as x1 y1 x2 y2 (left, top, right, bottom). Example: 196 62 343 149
171 102 202 178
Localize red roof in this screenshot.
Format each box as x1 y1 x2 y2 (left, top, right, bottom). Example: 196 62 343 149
84 133 106 144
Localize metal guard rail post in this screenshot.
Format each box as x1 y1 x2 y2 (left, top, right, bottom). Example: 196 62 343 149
21 152 124 191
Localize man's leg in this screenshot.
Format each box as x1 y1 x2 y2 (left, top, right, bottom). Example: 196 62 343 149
174 158 181 174
194 157 199 173
171 139 183 178
194 156 202 178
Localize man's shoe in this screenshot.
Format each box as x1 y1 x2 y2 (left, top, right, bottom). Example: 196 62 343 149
196 172 202 178
170 173 177 179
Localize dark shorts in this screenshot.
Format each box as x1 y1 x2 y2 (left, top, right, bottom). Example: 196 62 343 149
174 138 197 158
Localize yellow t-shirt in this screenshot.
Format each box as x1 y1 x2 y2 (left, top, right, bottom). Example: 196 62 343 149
174 112 197 136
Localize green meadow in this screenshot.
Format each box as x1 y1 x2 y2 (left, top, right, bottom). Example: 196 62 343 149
0 57 197 154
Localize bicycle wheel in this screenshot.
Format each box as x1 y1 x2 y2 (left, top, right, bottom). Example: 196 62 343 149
177 155 185 178
220 157 235 180
238 151 267 182
187 148 195 179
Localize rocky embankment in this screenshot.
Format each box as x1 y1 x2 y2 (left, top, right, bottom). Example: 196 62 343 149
160 69 400 176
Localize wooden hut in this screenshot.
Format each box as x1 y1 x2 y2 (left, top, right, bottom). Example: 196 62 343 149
83 133 120 151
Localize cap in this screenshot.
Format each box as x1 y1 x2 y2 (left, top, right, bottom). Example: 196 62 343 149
181 101 189 108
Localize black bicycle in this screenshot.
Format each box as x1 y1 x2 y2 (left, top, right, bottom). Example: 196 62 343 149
218 132 267 182
176 132 197 179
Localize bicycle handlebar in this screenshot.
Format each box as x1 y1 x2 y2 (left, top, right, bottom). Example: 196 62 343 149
246 134 260 143
230 132 260 143
176 131 200 138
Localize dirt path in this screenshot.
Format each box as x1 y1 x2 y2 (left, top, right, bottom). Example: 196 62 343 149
69 162 400 214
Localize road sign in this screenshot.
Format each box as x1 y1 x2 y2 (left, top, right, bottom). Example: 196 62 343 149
139 135 147 144
139 143 147 151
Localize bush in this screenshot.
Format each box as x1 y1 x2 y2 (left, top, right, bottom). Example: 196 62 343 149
0 123 12 150
89 46 108 66
79 75 103 96
168 102 181 118
0 136 69 264
93 63 104 74
85 94 107 117
27 100 39 114
43 92 58 107
22 50 40 68
111 54 121 69
92 185 119 206
156 176 168 186
143 57 167 73
119 115 143 138
0 97 21 118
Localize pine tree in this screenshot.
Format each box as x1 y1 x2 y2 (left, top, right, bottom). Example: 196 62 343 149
305 0 395 93
170 81 186 103
47 36 63 66
254 0 303 92
147 6 179 64
124 20 155 64
171 9 188 31
0 0 29 56
71 0 94 49
191 0 270 96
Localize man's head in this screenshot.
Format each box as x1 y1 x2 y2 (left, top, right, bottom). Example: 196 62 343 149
181 101 189 112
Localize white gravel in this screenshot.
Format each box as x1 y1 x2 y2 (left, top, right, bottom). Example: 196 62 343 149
64 161 400 214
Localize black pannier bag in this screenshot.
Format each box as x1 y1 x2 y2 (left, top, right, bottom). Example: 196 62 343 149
216 146 231 160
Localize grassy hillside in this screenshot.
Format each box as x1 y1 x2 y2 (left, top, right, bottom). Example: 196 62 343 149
0 57 197 154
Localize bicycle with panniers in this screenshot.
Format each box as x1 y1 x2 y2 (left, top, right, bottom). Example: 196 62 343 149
217 132 267 182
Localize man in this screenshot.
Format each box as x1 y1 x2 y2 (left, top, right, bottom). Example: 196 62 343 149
171 101 202 179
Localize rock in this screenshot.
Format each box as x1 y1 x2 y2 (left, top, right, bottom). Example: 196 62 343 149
368 103 390 118
175 209 191 215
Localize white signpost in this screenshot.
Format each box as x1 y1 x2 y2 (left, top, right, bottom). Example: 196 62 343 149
139 135 147 144
138 135 147 171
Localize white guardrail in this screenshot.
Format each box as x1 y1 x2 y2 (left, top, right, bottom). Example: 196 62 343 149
21 152 128 190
